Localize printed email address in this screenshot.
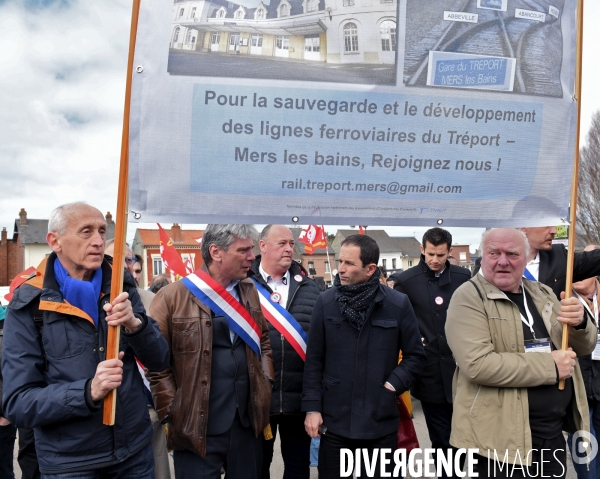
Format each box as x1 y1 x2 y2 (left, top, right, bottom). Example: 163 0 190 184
281 179 462 195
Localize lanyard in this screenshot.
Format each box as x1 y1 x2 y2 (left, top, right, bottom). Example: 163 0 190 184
519 287 537 339
502 286 537 339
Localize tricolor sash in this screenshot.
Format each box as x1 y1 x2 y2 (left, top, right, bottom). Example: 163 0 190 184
250 277 308 361
523 268 536 281
181 269 262 357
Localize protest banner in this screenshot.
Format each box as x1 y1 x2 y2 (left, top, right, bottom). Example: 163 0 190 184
128 0 580 227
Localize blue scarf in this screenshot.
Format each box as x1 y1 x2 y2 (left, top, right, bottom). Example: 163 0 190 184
53 258 103 326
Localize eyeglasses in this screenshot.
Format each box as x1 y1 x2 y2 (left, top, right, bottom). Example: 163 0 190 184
125 257 137 265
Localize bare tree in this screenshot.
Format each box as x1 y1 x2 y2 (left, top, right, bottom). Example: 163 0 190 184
577 111 600 245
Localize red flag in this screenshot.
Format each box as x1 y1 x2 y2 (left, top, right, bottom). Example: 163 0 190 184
298 225 327 255
4 266 36 302
157 223 190 278
359 226 365 235
184 256 195 275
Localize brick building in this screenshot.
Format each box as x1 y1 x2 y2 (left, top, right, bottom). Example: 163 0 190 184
132 224 204 289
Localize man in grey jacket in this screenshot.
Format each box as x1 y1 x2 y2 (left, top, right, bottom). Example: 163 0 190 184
447 228 595 479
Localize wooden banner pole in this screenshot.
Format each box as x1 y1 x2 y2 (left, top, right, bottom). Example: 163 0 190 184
559 0 584 391
103 0 142 425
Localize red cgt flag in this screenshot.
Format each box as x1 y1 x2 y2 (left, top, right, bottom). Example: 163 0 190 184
298 225 327 255
157 223 190 278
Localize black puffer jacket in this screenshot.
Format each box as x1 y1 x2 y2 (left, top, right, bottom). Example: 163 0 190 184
250 257 321 414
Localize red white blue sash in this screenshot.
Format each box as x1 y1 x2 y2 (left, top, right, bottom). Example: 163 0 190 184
250 277 308 361
181 269 262 357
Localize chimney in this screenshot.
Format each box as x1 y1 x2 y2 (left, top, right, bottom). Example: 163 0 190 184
105 212 114 224
171 223 182 242
19 208 27 226
1 227 6 244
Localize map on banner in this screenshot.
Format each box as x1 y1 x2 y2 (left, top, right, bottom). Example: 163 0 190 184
128 0 578 227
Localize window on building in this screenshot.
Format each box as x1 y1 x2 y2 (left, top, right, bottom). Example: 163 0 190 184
408 260 413 267
211 32 220 44
380 20 396 52
179 8 185 17
173 27 180 43
460 252 467 261
279 3 289 17
252 34 263 46
190 7 196 17
230 33 240 46
153 257 164 276
324 261 330 273
235 9 244 18
343 0 355 6
305 0 317 12
344 23 359 52
304 35 320 52
392 258 396 269
382 259 387 268
256 8 265 18
185 30 193 43
276 35 289 49
217 8 225 18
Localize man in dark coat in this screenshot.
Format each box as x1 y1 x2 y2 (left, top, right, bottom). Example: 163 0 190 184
520 227 600 298
249 225 320 479
394 227 470 477
1 202 170 477
303 234 425 479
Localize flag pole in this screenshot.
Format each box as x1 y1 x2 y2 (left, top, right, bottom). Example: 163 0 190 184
103 0 142 424
322 225 334 284
559 0 584 391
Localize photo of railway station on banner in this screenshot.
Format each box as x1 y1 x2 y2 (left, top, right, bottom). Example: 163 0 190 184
127 0 579 229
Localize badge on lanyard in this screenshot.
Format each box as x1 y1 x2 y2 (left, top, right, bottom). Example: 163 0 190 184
593 334 600 361
524 338 552 353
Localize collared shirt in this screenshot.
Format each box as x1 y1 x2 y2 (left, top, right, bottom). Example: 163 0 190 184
259 263 290 309
435 266 446 278
525 252 541 281
226 279 240 343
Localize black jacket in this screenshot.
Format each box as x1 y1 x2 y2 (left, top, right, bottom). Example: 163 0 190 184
249 257 320 414
302 284 426 440
394 258 471 403
473 244 600 299
1 254 170 474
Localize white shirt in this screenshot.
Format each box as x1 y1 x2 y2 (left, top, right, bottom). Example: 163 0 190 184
525 252 540 281
259 263 290 309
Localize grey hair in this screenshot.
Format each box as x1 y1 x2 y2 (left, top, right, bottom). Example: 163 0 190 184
48 201 90 234
201 224 258 265
481 228 529 254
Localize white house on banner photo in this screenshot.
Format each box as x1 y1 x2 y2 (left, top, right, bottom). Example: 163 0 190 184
169 0 398 65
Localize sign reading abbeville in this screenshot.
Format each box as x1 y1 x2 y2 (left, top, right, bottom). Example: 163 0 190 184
129 0 577 228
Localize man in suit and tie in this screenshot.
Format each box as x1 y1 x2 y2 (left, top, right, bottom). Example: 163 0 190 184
520 226 600 297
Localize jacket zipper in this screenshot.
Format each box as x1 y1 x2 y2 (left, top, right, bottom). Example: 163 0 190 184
469 385 482 416
280 334 284 413
279 279 302 414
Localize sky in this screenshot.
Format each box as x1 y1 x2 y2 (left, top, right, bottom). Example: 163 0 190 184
0 0 598 251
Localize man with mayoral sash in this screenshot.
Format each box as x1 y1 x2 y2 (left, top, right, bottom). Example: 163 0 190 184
249 225 321 479
147 224 274 479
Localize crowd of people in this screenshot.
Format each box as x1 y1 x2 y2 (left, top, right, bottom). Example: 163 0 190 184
1 201 600 479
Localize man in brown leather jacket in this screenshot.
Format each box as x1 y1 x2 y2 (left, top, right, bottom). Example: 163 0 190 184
147 224 274 479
